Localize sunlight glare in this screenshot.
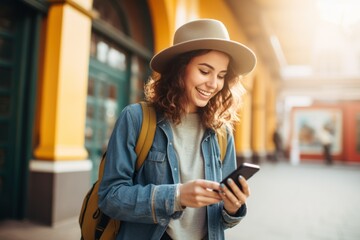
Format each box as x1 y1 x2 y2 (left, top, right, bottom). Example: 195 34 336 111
316 0 360 28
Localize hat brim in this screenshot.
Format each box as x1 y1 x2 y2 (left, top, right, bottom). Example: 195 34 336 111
150 39 256 76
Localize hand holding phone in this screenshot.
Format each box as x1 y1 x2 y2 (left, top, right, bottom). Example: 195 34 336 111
221 163 260 192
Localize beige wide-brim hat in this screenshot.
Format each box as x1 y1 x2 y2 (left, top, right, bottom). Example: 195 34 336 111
150 19 256 76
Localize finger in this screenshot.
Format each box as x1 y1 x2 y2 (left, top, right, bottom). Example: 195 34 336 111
191 181 222 200
180 182 221 208
195 179 221 192
238 176 250 197
205 189 223 200
219 185 242 213
226 178 244 198
198 195 222 204
190 191 222 207
220 181 240 204
201 187 223 201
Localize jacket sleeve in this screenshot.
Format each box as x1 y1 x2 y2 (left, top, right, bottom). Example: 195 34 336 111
98 104 182 225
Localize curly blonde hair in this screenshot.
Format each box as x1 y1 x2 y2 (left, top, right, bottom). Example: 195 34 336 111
144 50 245 130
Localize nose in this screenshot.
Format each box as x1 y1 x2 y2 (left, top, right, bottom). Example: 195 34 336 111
206 74 217 89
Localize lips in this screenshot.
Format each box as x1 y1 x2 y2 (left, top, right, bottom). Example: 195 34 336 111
196 87 212 97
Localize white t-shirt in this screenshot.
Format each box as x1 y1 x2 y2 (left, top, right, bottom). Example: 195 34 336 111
167 113 207 240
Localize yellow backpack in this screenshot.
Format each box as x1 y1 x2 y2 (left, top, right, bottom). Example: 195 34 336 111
79 102 227 240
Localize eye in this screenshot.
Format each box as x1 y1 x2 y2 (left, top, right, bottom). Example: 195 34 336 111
218 74 226 80
199 69 209 75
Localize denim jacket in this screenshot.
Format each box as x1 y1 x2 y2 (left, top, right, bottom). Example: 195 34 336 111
98 103 246 240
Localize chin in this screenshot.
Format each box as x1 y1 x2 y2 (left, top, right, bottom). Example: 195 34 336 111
196 101 209 108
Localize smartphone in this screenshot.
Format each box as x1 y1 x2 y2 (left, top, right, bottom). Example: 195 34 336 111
221 163 260 192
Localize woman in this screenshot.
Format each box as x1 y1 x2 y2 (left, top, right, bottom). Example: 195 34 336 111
98 19 256 240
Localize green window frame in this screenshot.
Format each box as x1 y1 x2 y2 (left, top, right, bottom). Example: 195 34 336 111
86 0 153 181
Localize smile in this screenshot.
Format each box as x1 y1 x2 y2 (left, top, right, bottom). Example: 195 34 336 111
196 87 212 97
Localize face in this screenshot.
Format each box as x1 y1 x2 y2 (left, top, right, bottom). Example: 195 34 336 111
183 50 229 113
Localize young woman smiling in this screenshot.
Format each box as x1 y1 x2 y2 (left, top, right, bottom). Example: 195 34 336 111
98 19 257 240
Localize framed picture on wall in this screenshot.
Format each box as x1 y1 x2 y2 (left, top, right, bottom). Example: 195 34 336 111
292 108 343 154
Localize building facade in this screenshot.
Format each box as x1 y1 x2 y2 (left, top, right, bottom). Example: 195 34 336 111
0 0 277 225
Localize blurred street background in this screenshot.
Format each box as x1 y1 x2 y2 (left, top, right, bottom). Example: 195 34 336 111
1 160 360 240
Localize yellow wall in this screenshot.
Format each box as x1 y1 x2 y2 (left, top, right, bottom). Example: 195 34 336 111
251 63 266 156
198 0 248 43
148 0 176 53
266 80 276 153
234 71 255 156
34 0 93 160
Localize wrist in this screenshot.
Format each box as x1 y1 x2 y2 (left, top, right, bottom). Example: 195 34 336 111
224 207 238 216
175 184 186 211
224 204 246 217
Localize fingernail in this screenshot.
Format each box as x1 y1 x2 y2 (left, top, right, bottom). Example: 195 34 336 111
227 178 233 184
220 183 226 189
238 175 243 181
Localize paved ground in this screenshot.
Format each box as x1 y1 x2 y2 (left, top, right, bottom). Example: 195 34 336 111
1 160 360 240
226 161 360 240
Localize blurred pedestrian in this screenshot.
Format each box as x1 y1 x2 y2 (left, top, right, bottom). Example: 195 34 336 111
318 125 333 165
273 127 284 162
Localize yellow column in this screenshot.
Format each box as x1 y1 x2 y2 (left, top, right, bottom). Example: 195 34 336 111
234 75 254 164
266 81 277 155
34 0 93 160
251 65 267 163
148 0 176 53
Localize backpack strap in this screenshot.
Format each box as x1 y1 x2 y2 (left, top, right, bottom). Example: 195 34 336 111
217 126 228 162
91 102 156 240
135 102 157 171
